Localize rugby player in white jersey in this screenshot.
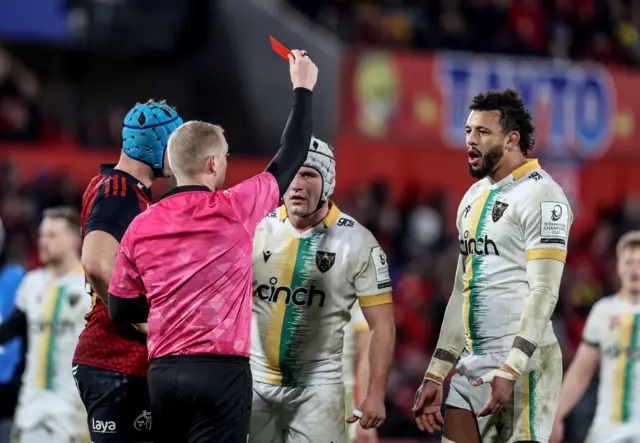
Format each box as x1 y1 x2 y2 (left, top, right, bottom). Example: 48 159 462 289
412 89 573 443
0 207 91 443
550 231 640 443
343 304 378 443
250 137 396 443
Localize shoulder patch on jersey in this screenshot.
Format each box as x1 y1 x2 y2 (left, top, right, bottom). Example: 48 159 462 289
540 201 569 244
371 246 391 284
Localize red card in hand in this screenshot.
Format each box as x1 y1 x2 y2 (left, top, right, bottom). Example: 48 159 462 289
270 36 292 61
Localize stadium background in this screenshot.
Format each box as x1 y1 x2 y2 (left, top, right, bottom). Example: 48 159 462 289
0 0 637 441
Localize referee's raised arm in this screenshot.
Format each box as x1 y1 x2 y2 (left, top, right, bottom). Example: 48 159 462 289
106 49 319 443
265 49 318 198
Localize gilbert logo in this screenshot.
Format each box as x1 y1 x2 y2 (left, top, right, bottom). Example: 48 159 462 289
92 418 116 434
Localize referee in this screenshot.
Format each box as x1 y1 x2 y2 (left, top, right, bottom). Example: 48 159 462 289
107 50 317 443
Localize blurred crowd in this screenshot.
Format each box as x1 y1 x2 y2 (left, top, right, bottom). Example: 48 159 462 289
0 153 636 440
287 0 640 67
0 48 42 142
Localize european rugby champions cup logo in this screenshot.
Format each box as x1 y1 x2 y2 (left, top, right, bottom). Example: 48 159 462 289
134 410 152 431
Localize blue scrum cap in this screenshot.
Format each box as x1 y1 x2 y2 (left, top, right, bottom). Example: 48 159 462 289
122 100 184 177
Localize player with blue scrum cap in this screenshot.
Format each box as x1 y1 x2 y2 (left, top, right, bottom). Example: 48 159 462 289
73 99 183 443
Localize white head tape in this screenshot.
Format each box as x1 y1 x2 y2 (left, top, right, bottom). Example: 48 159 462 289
303 136 335 204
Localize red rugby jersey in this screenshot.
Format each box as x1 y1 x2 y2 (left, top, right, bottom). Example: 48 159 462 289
72 164 151 377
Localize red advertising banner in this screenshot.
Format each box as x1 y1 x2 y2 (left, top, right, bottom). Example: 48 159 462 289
336 50 640 236
340 50 640 158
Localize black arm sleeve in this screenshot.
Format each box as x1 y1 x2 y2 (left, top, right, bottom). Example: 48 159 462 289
86 186 143 242
0 309 27 345
108 294 149 324
265 87 313 198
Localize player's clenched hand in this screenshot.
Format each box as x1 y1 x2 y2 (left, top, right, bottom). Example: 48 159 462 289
348 394 386 429
288 49 318 91
412 380 444 433
472 370 515 417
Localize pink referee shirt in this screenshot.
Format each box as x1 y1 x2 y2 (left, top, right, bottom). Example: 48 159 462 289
109 172 280 360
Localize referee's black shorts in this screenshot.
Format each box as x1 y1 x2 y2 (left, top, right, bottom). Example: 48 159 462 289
147 354 252 443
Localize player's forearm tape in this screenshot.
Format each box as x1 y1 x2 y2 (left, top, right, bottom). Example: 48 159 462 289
425 349 457 384
433 255 467 354
504 258 565 375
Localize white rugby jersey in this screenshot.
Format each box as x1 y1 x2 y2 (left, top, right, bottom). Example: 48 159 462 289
14 265 90 431
457 159 572 354
251 203 392 386
343 303 368 388
583 294 640 427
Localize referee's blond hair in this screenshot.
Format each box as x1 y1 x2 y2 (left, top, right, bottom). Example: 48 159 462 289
167 121 226 181
617 231 640 258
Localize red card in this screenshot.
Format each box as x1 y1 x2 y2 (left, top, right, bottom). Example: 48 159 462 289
270 36 292 61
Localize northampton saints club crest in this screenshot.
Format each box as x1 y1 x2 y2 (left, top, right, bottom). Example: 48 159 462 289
492 201 509 222
316 251 336 273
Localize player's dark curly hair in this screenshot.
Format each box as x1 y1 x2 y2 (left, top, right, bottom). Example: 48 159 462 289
469 89 536 156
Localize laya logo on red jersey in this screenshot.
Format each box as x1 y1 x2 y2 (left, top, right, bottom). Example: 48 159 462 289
92 418 116 434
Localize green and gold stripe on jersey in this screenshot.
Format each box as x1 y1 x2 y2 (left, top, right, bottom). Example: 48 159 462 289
612 310 640 423
261 203 391 385
462 160 567 353
37 264 84 390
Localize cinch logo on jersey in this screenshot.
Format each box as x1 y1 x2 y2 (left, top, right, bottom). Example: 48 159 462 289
254 277 326 307
459 230 500 256
92 418 116 434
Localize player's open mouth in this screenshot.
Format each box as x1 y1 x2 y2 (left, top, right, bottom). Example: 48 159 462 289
289 196 305 203
468 150 482 166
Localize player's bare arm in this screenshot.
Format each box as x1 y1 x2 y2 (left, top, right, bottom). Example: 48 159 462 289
354 326 379 443
82 230 119 305
414 254 466 433
550 342 599 443
83 230 148 334
351 302 395 430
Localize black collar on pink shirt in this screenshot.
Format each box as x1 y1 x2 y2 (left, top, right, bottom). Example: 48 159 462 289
159 185 211 200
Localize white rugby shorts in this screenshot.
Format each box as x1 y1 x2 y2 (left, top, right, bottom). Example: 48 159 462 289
446 342 562 443
250 381 346 443
585 424 640 443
